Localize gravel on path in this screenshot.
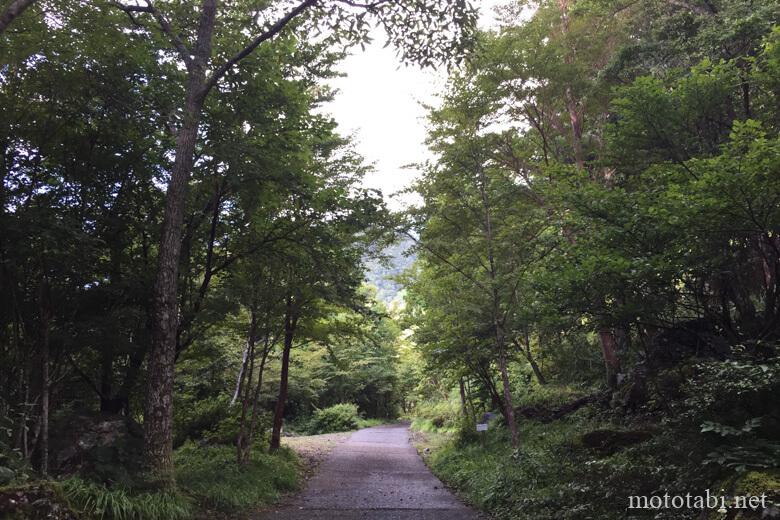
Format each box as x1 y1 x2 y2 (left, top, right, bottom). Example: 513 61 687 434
255 424 479 520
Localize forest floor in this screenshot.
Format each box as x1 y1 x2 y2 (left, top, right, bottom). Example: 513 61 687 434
256 424 479 519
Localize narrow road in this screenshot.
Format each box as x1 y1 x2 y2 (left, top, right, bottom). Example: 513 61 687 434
258 424 479 519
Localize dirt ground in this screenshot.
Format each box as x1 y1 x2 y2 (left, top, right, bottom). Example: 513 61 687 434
282 431 353 481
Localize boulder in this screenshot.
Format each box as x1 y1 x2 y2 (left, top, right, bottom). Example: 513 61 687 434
51 414 143 484
0 466 14 485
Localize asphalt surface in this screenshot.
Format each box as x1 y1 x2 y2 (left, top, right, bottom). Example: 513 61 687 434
257 424 479 520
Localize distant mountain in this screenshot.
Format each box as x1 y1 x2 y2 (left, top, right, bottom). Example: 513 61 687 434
364 238 416 304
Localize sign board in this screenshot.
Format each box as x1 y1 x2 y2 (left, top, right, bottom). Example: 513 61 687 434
476 423 488 432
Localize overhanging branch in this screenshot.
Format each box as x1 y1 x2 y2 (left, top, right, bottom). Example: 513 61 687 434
201 0 318 96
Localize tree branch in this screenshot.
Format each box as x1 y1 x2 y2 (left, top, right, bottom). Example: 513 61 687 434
111 1 193 69
333 0 391 10
665 0 717 16
201 0 318 96
0 0 37 34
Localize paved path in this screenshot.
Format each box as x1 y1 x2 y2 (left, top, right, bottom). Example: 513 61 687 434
257 424 479 519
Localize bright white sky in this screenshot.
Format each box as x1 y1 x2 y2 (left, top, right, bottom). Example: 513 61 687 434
326 0 503 210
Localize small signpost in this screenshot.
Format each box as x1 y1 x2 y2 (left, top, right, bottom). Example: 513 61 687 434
476 412 495 446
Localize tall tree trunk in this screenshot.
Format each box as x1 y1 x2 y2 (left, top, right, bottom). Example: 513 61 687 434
37 276 50 476
475 161 520 447
496 335 519 448
243 341 271 463
557 0 585 170
270 299 296 452
236 307 258 463
231 339 252 406
143 1 216 480
0 0 36 34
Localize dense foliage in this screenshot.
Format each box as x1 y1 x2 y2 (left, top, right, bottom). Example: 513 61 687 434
404 0 780 518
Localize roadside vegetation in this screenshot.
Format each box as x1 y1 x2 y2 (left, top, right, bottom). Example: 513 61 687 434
403 1 780 519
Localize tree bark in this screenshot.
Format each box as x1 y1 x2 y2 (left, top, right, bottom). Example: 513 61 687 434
143 0 216 481
0 0 36 34
513 336 546 386
598 329 620 389
496 325 520 448
458 377 468 417
270 298 296 452
236 306 258 463
232 337 252 407
557 0 585 170
243 340 271 463
37 276 50 476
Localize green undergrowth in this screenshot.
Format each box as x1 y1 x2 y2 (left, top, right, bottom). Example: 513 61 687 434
60 478 192 520
512 383 597 410
51 443 300 519
413 406 729 519
410 397 462 434
417 408 776 520
356 417 385 429
174 443 299 513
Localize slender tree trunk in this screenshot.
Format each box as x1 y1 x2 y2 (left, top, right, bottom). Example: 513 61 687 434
143 1 216 480
458 377 468 417
528 356 546 386
270 300 296 452
244 342 271 462
477 165 520 448
513 337 546 386
37 277 50 476
232 340 252 406
556 0 585 170
236 308 258 463
0 0 36 34
144 97 204 479
496 324 519 448
598 329 620 388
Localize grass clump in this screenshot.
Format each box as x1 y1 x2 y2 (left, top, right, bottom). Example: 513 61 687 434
356 417 384 429
59 442 300 518
60 477 192 520
174 442 299 513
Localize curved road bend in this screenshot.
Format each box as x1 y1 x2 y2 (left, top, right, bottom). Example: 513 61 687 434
257 423 479 520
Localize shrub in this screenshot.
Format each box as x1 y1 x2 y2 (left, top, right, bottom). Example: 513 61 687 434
307 403 360 434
